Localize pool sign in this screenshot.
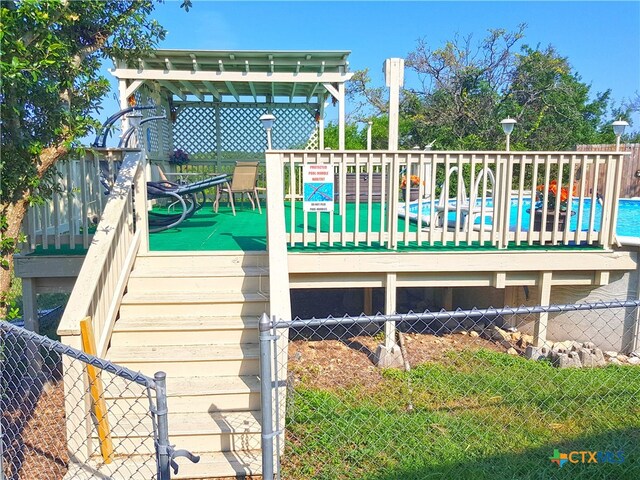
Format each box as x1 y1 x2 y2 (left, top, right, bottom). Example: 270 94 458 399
303 164 334 212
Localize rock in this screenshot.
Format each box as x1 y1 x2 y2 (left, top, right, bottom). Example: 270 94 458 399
470 331 480 338
488 326 513 343
507 348 518 356
578 348 606 368
552 340 575 353
609 357 622 365
550 351 582 368
521 334 534 345
617 354 629 363
293 351 303 362
459 330 468 336
627 356 640 365
583 342 597 349
525 345 550 361
604 351 618 358
510 331 523 342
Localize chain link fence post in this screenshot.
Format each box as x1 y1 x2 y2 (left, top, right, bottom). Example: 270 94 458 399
154 371 171 480
259 313 275 480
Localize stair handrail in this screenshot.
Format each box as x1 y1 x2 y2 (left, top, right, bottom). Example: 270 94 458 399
58 149 147 356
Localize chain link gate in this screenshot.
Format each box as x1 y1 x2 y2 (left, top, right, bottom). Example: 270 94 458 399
0 321 198 480
260 300 640 479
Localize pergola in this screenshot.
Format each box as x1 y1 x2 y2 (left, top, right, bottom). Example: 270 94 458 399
110 49 354 161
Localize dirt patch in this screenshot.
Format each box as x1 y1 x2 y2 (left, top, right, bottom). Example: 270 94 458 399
2 378 68 480
288 331 506 390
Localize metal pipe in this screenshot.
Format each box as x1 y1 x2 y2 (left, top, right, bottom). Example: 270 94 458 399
272 300 640 330
154 371 171 480
259 313 275 479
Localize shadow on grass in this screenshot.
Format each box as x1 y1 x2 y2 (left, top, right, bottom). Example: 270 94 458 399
367 427 639 480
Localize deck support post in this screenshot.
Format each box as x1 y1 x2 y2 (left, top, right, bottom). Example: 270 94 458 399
622 263 640 354
442 287 453 311
22 278 39 334
363 287 373 315
376 272 403 367
533 271 553 347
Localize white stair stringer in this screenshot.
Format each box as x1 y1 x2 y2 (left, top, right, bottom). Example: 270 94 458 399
103 251 269 479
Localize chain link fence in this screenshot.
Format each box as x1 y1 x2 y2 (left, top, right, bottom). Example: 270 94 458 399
0 321 197 480
261 300 640 479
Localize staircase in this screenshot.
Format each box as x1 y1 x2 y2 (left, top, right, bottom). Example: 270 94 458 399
106 251 269 478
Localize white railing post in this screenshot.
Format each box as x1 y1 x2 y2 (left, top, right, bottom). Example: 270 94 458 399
135 153 150 254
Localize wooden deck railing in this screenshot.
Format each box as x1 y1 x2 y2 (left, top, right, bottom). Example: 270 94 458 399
266 150 627 251
22 149 130 253
58 150 147 355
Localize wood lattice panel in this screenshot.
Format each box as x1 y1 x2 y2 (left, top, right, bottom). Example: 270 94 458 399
172 104 318 160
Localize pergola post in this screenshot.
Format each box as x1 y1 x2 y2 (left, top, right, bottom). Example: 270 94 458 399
384 58 404 150
338 83 346 150
318 95 325 150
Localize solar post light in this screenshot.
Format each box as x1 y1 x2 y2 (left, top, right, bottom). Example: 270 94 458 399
259 113 276 150
612 119 629 152
500 118 517 152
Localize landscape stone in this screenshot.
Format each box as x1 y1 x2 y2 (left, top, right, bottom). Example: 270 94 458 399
507 348 518 356
578 348 606 367
609 357 622 365
552 340 575 353
604 351 618 358
469 331 480 338
627 356 640 365
521 334 534 345
617 354 629 363
583 342 597 349
525 345 549 361
550 351 582 368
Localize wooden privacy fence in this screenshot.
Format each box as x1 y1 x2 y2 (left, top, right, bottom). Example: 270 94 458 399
577 143 640 198
266 150 628 251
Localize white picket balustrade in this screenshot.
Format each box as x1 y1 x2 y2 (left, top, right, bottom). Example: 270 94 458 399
266 150 626 251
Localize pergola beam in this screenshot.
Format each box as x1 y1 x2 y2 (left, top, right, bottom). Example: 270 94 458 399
124 80 145 99
225 81 240 102
202 80 222 100
111 69 354 84
248 82 258 102
179 80 204 101
158 80 185 101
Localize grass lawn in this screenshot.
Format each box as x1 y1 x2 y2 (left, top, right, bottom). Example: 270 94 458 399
283 348 640 479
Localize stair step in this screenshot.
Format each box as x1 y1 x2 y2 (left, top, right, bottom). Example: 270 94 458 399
111 316 259 346
96 411 261 454
106 344 259 377
108 410 261 437
69 450 262 479
108 375 261 413
119 291 269 316
134 252 268 270
130 266 268 277
127 265 270 293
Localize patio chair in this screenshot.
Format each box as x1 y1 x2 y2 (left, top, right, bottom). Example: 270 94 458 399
146 173 230 232
215 161 262 215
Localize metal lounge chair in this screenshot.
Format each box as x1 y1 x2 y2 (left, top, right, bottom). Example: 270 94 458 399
147 174 230 232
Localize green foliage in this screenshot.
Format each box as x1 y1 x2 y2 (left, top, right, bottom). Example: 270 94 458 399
349 26 637 151
0 1 189 306
285 348 640 479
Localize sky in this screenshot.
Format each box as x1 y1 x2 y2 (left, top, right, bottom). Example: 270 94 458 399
99 1 640 137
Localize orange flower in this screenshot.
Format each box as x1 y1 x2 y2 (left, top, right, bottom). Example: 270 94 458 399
400 175 423 189
535 180 577 211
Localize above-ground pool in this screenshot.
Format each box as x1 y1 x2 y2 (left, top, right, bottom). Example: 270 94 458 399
400 197 640 239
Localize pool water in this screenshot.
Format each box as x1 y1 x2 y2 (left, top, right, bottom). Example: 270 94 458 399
403 198 640 238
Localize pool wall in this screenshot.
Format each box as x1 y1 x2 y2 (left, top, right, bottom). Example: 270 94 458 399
453 245 640 353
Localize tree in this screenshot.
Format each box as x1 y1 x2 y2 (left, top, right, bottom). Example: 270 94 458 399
348 25 635 151
0 0 190 316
